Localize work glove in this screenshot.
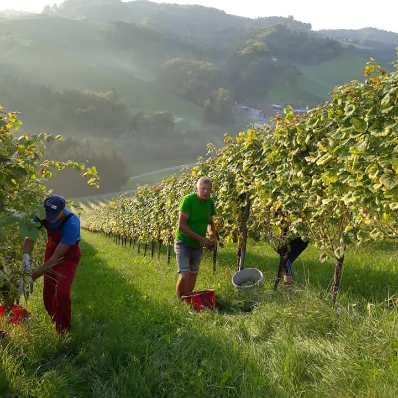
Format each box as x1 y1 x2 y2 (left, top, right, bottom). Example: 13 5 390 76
17 276 34 298
17 278 24 297
22 253 31 271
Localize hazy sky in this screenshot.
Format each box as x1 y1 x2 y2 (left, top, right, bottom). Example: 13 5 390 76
0 0 397 33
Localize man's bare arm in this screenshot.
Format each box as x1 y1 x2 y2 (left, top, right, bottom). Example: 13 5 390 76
207 217 216 238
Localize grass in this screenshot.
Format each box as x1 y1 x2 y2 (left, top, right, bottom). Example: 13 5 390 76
296 51 368 100
264 84 324 106
264 50 370 105
1 232 398 397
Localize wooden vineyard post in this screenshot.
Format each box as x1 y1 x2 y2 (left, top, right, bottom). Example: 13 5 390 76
158 240 162 259
167 240 171 264
332 258 344 304
236 247 241 270
238 192 251 271
274 253 287 291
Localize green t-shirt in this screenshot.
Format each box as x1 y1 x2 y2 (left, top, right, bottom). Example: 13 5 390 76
175 193 216 249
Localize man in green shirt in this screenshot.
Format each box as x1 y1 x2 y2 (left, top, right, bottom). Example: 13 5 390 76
175 177 217 297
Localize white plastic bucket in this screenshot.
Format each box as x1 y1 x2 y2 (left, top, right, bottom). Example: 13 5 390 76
232 268 263 290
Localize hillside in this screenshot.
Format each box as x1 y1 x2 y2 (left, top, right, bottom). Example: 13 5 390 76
319 27 398 45
296 51 370 101
319 27 398 60
0 15 203 124
1 0 397 194
1 2 382 116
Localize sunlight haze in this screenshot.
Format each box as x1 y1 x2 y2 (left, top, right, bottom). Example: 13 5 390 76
0 0 397 33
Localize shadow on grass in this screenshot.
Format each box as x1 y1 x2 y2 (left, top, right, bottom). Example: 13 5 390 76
0 366 13 398
216 239 398 305
278 241 398 303
41 236 279 398
112 236 280 315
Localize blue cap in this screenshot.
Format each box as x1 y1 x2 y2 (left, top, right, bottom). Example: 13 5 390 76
44 195 65 221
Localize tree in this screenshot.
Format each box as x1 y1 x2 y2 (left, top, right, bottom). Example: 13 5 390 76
203 87 233 126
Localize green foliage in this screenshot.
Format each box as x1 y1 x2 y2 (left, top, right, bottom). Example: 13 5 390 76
44 137 128 197
319 27 398 61
81 57 398 300
102 21 204 68
0 76 198 189
226 42 282 100
0 76 130 138
0 7 375 136
264 24 342 65
226 24 342 100
203 87 234 126
159 58 227 106
0 105 98 307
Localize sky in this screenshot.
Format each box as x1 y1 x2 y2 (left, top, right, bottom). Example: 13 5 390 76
0 0 397 33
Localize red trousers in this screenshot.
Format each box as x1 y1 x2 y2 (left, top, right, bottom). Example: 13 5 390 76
43 260 78 334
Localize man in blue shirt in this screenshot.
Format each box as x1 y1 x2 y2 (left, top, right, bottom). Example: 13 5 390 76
22 195 81 335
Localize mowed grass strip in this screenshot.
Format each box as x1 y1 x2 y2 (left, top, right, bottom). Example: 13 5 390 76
1 231 398 397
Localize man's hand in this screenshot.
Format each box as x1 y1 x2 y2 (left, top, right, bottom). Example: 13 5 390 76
209 237 218 251
22 253 31 271
200 237 217 250
199 237 213 249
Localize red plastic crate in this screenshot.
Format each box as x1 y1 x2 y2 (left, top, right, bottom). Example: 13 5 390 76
0 305 30 324
181 290 215 312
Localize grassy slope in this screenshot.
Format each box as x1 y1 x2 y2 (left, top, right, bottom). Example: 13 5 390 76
265 51 369 105
296 51 368 100
1 231 398 397
0 15 204 127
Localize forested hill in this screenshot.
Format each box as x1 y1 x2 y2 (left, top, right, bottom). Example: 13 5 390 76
1 0 397 197
3 0 396 118
43 0 312 37
319 27 398 60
